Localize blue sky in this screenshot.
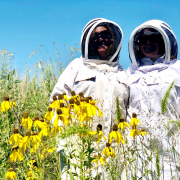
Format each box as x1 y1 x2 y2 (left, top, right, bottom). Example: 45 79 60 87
0 0 180 75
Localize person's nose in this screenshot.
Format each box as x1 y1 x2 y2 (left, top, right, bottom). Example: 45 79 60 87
98 35 103 41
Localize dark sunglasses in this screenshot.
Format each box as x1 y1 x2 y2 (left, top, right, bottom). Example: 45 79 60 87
92 30 112 41
138 34 160 45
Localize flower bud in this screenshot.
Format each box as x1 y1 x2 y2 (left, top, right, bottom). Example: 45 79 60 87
35 117 39 121
113 124 118 131
79 92 84 97
26 130 31 136
69 98 74 104
132 113 137 118
71 91 76 96
23 112 28 118
58 94 63 100
120 118 125 123
57 108 62 115
4 96 9 101
33 131 38 135
13 128 19 134
48 107 52 111
53 96 57 101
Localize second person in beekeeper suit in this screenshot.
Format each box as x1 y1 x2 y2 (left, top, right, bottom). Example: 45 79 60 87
50 18 128 137
127 20 180 179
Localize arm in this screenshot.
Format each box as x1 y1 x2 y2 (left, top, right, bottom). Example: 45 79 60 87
49 59 79 102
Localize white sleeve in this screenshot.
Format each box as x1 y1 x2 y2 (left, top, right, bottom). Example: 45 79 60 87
49 59 79 102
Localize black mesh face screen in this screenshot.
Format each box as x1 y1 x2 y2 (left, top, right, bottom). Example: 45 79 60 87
81 22 122 61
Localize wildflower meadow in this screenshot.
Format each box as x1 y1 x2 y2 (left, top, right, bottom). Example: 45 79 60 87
0 48 180 180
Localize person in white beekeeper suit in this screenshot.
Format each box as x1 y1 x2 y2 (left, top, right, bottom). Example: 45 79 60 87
50 18 128 136
127 20 180 179
50 18 129 179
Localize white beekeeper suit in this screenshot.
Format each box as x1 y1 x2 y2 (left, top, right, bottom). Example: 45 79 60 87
127 20 180 179
50 18 128 137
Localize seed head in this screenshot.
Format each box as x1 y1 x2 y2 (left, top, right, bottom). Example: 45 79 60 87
75 100 80 106
58 94 63 100
88 96 92 100
141 128 145 131
8 168 14 172
132 113 137 118
80 96 85 102
97 124 102 131
48 107 52 111
12 145 19 150
71 91 76 96
120 118 125 123
32 118 35 121
79 92 84 97
63 92 66 95
40 119 44 122
35 117 39 121
26 130 31 136
53 96 57 101
69 98 74 104
98 153 101 158
113 124 118 131
23 112 28 118
60 103 64 107
13 128 19 134
57 108 62 115
33 131 38 135
106 143 110 147
11 99 15 102
4 96 9 101
85 97 89 103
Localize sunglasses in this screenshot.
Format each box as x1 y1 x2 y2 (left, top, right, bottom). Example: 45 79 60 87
138 34 160 45
92 30 112 42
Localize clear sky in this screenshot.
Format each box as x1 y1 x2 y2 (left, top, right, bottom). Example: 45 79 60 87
1 0 180 75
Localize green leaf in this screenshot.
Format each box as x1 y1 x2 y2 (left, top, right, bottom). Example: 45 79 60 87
69 171 75 180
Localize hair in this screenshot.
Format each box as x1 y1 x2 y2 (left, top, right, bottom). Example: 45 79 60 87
134 28 165 60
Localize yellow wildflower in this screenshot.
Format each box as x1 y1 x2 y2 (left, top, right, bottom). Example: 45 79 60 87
49 96 59 111
92 153 107 166
21 112 33 130
118 119 130 130
1 96 11 113
27 158 39 171
10 99 16 108
30 131 42 150
54 108 69 127
19 130 31 151
103 143 115 157
44 107 54 122
26 168 37 180
140 128 147 136
9 129 23 145
89 99 103 117
130 126 141 138
6 168 16 180
9 145 24 162
97 124 107 143
130 113 141 127
41 148 56 160
51 126 62 136
109 124 124 144
39 120 50 138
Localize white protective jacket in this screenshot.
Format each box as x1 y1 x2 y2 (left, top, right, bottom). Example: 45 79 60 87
50 18 128 136
127 20 180 179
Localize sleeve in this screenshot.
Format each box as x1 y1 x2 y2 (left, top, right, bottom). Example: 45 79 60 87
49 59 79 102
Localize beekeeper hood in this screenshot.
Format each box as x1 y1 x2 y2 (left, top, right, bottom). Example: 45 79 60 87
81 18 123 71
129 20 178 67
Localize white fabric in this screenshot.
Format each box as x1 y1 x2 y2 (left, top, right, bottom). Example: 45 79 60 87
127 20 180 179
50 58 128 137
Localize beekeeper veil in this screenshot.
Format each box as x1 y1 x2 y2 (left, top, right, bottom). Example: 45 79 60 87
129 20 178 67
81 18 123 71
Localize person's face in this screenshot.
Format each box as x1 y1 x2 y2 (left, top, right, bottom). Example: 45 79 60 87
92 26 112 59
139 29 161 61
